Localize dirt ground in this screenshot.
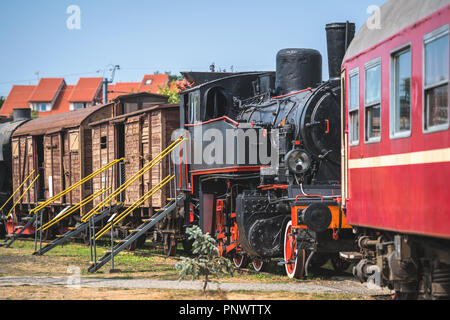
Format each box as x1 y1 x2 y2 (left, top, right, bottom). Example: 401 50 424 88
0 239 388 300
0 285 373 300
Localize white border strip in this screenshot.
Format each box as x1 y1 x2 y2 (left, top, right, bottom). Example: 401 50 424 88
349 147 450 169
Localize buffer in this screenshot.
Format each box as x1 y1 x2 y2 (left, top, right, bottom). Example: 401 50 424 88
88 194 185 273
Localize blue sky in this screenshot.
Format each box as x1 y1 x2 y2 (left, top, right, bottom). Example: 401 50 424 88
0 0 386 97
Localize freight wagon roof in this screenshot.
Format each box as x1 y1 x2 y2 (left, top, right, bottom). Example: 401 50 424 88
343 0 450 62
89 103 178 126
13 103 112 136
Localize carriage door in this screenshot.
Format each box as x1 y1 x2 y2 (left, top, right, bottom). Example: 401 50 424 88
341 69 348 208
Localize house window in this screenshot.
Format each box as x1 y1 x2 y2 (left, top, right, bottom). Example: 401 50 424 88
72 103 86 110
145 79 153 85
424 25 449 132
36 103 50 112
391 46 412 137
365 59 382 142
349 69 359 145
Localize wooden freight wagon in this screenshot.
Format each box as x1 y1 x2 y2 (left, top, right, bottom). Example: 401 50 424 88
11 104 114 219
89 94 179 220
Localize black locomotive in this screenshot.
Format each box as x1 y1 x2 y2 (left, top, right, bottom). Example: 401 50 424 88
176 22 357 277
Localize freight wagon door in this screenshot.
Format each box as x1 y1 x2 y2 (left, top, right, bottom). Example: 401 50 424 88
115 123 125 202
34 136 45 201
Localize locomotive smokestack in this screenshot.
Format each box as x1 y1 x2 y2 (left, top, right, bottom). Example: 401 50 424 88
13 108 31 121
325 22 355 79
275 48 322 96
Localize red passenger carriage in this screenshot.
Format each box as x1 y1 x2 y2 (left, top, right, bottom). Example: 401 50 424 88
341 0 450 299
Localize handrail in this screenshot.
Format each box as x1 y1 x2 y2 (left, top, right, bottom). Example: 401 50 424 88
30 158 124 215
0 169 36 212
81 137 184 223
6 174 40 219
38 188 110 232
94 175 174 240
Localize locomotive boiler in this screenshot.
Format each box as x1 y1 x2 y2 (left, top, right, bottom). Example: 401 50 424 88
176 22 357 277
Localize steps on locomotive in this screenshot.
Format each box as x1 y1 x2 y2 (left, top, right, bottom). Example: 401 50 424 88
32 203 123 256
88 195 185 273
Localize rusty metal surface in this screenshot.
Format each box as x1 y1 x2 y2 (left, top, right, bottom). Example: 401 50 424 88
13 104 112 137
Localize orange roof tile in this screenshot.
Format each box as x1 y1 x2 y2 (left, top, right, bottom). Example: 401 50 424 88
0 85 36 117
107 82 141 101
139 74 169 93
40 85 74 116
68 77 103 102
28 78 65 102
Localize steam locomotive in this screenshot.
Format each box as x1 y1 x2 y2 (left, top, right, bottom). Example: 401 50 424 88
176 22 357 276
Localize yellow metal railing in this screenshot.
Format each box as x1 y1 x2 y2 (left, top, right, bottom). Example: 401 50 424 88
0 169 36 212
37 187 110 232
30 158 124 215
94 175 174 240
81 137 184 223
6 174 40 219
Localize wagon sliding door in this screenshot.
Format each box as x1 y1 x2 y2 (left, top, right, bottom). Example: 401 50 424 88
63 129 82 206
44 133 64 203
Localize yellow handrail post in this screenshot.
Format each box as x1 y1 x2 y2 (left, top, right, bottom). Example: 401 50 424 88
6 174 40 219
0 169 36 212
94 175 174 240
30 158 123 215
81 138 184 223
38 188 110 232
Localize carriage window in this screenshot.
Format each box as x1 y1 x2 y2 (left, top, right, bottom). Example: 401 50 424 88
349 69 359 145
365 59 382 142
391 47 411 137
424 25 449 132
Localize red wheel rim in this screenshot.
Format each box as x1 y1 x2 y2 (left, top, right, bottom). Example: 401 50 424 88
233 254 245 268
252 259 263 272
284 220 305 278
284 222 296 274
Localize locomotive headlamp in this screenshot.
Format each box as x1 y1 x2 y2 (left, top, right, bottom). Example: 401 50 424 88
285 149 311 174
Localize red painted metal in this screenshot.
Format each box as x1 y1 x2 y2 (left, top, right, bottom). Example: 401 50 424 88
184 116 239 128
343 5 450 239
271 87 313 100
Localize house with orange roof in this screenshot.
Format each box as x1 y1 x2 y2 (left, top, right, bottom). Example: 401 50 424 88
0 74 181 118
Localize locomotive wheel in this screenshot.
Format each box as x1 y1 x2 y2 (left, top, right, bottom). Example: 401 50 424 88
284 220 306 279
252 259 265 273
331 254 351 273
182 238 193 253
233 252 249 269
164 233 177 256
